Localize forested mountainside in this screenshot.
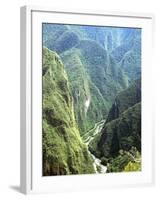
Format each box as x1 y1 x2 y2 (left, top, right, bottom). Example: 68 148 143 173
42 24 141 175
89 80 141 172
106 79 141 123
42 48 94 175
43 24 137 135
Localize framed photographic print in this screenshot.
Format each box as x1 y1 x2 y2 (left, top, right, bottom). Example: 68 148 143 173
20 6 154 194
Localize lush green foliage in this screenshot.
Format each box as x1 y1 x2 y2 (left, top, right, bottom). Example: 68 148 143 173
98 102 141 157
42 48 94 175
61 48 108 134
106 79 141 123
42 24 141 175
89 80 141 172
107 147 141 173
77 40 128 103
124 160 141 172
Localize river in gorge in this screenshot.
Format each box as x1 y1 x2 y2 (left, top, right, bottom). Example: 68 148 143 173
83 120 107 174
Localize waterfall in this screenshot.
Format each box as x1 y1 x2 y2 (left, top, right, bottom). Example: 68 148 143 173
84 97 91 115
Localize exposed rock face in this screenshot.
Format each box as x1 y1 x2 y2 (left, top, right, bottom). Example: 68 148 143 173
42 48 94 176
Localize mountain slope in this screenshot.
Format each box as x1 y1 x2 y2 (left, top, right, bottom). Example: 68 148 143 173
42 48 94 175
43 23 140 134
89 81 141 172
61 40 128 135
106 79 141 123
76 40 128 103
42 24 142 174
97 102 141 158
61 48 107 135
111 29 141 80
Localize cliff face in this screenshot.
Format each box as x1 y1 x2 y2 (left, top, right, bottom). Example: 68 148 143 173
42 48 94 176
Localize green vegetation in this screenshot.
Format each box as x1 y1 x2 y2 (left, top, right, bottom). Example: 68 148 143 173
89 81 141 172
124 160 141 172
43 24 68 50
106 79 141 123
53 31 80 53
107 147 141 173
61 48 107 135
42 24 141 175
42 48 94 175
97 102 141 157
60 39 128 135
77 40 128 103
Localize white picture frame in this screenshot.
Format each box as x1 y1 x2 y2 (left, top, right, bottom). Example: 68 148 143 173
20 5 154 194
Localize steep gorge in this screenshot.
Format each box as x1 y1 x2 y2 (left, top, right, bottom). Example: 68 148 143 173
42 24 142 174
43 24 130 136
